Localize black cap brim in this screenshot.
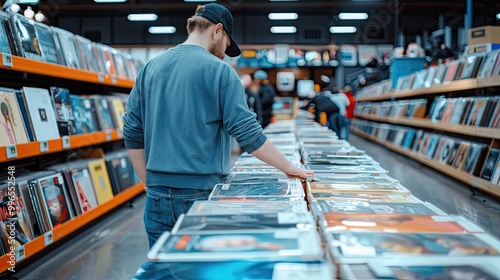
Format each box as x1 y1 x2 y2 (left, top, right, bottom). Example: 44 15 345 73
225 35 240 57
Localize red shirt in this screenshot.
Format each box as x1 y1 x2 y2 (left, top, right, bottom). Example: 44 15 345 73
344 91 356 119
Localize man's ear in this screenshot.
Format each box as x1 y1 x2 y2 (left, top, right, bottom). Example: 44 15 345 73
212 23 224 39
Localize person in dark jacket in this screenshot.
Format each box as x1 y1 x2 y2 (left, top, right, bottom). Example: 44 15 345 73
245 70 276 128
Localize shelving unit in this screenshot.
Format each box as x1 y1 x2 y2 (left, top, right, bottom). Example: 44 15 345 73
355 114 500 140
351 128 500 198
357 76 500 102
0 54 143 274
0 183 144 273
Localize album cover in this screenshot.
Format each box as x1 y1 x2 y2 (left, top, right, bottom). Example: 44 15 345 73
87 159 114 205
0 12 13 54
306 165 388 174
96 43 117 76
36 173 72 229
0 181 34 250
411 129 424 151
209 182 304 201
425 134 440 158
459 55 483 79
429 96 447 122
0 88 30 146
490 158 500 185
70 95 100 134
307 192 422 204
432 64 447 85
440 98 456 123
459 98 475 125
111 49 129 79
481 149 500 181
432 137 448 161
340 258 500 280
311 174 398 185
27 179 51 234
478 50 499 78
133 261 334 280
308 182 410 194
319 213 484 233
446 141 462 166
462 143 485 175
171 213 315 234
70 166 98 213
488 99 500 128
466 98 488 126
480 98 498 127
51 27 81 69
401 129 415 149
22 87 60 141
9 12 44 61
223 173 292 184
449 97 467 124
452 142 471 169
90 96 115 131
186 200 309 215
330 232 500 263
490 51 500 76
443 60 463 83
424 66 437 88
147 230 323 262
411 70 427 90
418 133 431 155
33 22 60 64
74 35 99 72
50 87 77 136
105 150 135 194
109 97 125 131
312 200 445 216
305 158 377 166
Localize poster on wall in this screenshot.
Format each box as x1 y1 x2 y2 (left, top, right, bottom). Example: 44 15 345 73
340 45 357 66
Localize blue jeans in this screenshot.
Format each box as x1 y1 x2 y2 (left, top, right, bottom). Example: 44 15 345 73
144 186 212 248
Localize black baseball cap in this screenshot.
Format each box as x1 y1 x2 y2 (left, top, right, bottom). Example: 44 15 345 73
194 3 241 57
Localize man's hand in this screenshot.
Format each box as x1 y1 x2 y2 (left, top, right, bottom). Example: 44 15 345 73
282 164 314 182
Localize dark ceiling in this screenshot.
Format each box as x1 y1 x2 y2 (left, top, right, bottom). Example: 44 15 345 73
27 0 499 47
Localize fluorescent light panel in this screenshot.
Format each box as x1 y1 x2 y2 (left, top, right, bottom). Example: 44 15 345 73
128 13 158 21
269 0 299 1
330 26 357 33
268 13 298 20
149 26 176 34
184 0 216 2
94 0 126 2
338 13 368 20
497 13 500 20
270 26 297 33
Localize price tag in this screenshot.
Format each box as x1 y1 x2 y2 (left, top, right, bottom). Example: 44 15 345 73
40 141 49 153
44 231 54 246
105 130 112 141
6 145 17 159
98 72 105 83
62 136 70 149
111 76 117 85
2 53 13 67
16 245 25 261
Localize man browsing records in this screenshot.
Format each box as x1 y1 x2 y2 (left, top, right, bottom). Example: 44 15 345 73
122 3 314 248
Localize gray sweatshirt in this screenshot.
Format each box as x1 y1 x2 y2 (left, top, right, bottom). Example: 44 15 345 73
123 44 266 189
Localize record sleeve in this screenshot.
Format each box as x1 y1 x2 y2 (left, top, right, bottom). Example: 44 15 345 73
319 213 484 233
186 200 309 215
466 98 488 126
432 64 447 85
109 97 125 131
481 149 500 181
489 157 500 185
0 182 34 248
411 69 427 90
452 142 471 169
27 179 50 234
308 182 410 194
104 150 135 194
440 98 455 123
22 87 60 141
147 230 323 262
208 182 304 201
70 95 100 134
33 22 60 64
489 99 500 128
111 49 129 79
133 260 334 280
329 232 500 264
446 141 462 166
96 43 117 76
462 143 484 175
478 50 499 78
459 55 483 79
0 11 13 54
0 88 29 146
449 97 466 124
224 174 293 184
70 166 98 213
50 87 76 136
91 96 115 131
306 164 388 174
171 212 316 234
87 159 114 204
9 12 44 61
51 27 81 69
36 173 72 229
74 35 99 72
311 200 446 216
432 137 448 160
423 66 437 88
307 192 422 204
490 51 500 76
443 60 462 83
340 258 500 280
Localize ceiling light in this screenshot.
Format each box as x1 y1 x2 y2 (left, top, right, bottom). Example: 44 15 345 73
35 11 45 22
24 6 35 19
149 26 176 34
94 0 127 3
269 0 299 1
497 13 500 20
184 0 216 2
330 26 357 33
128 13 158 21
270 26 297 33
268 13 298 20
338 13 368 20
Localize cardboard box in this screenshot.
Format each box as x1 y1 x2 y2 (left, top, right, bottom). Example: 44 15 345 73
465 43 500 56
468 26 500 45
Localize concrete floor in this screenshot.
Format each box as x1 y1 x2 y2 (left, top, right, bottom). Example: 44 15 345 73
11 134 500 280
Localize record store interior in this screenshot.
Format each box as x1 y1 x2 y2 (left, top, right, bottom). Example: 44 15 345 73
2 0 500 279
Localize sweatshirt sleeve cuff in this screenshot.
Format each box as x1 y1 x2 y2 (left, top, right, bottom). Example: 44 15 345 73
241 133 267 154
125 139 145 149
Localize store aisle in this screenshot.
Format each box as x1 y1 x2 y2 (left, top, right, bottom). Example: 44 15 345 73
349 134 500 238
13 195 149 280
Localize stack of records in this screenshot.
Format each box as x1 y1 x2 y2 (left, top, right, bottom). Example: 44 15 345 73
208 181 305 201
